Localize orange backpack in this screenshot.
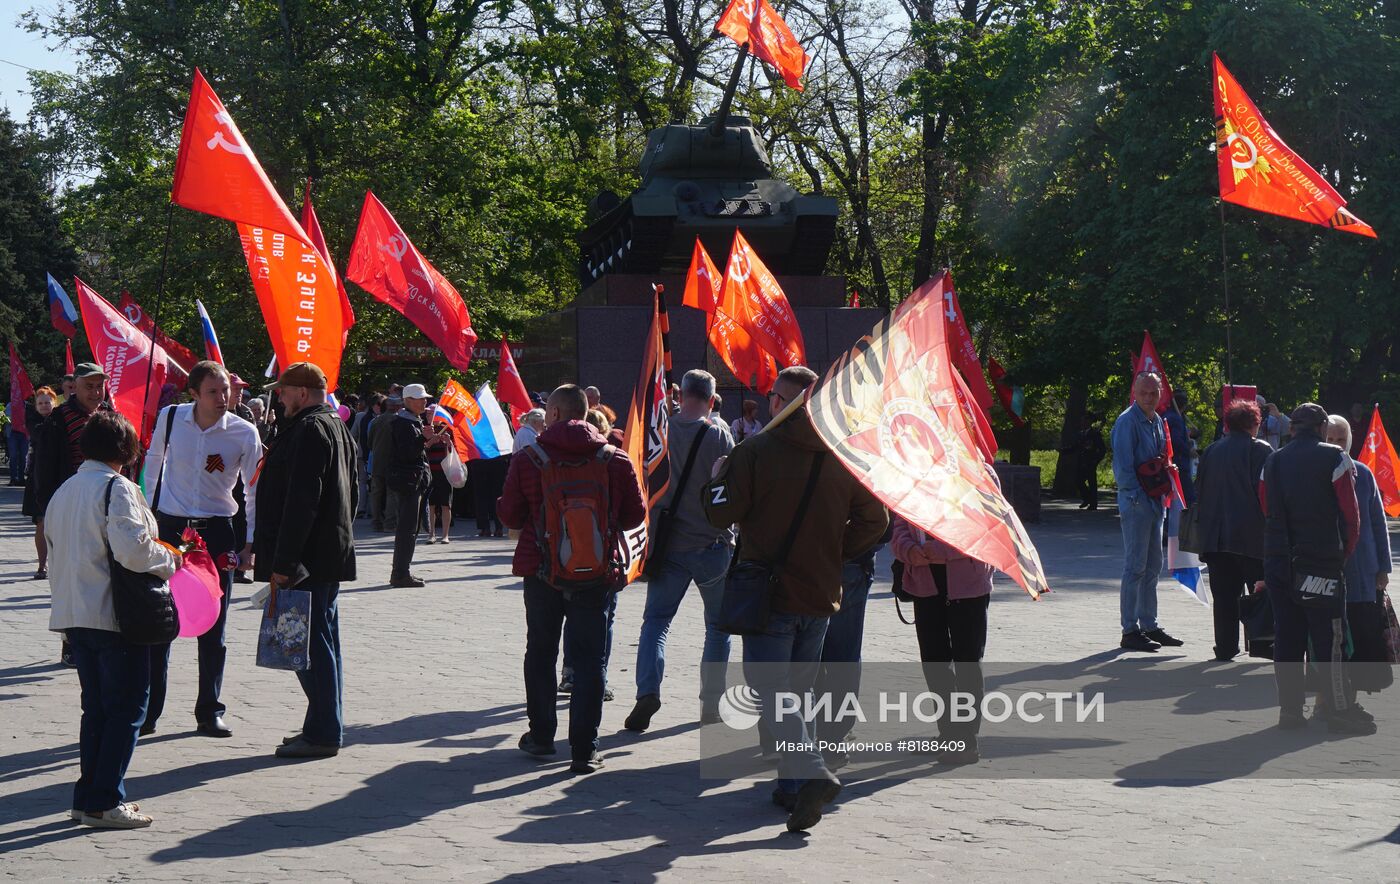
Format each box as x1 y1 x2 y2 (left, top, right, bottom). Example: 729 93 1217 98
525 442 624 592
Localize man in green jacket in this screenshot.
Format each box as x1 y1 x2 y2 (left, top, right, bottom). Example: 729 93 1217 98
703 365 887 833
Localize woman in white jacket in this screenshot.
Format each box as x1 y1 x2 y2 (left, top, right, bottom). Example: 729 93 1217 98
46 410 180 830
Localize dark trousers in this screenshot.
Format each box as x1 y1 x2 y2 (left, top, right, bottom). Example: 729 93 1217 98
370 475 399 530
67 627 150 813
8 431 27 484
1269 584 1348 715
391 487 423 579
1077 458 1100 508
1204 552 1262 660
914 594 990 738
471 456 508 533
148 514 236 727
295 581 344 746
523 577 609 761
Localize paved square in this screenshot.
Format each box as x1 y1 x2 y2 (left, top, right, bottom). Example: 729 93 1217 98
2 489 1397 881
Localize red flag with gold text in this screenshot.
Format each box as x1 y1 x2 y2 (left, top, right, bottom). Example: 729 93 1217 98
935 270 997 422
1213 53 1376 238
695 237 778 393
721 229 805 369
301 181 355 342
1360 407 1400 518
715 0 808 90
682 237 720 313
75 278 168 445
807 276 1048 598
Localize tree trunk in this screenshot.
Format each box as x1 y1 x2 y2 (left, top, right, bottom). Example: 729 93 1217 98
1051 383 1087 497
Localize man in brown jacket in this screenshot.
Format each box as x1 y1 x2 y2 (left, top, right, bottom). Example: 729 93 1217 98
703 366 888 833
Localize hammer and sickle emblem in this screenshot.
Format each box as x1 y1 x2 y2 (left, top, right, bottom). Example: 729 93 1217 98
728 245 753 284
380 235 409 261
205 110 247 155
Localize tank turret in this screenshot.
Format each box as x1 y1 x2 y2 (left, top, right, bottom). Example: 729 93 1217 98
577 115 838 284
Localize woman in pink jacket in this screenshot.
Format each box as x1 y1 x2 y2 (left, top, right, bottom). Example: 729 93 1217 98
891 514 994 765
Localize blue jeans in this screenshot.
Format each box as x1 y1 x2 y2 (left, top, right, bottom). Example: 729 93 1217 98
295 581 343 746
8 430 27 483
815 559 875 742
744 611 831 794
1118 491 1164 634
524 577 609 761
66 627 150 813
635 542 732 703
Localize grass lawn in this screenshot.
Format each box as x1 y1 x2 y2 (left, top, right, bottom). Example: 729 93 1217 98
996 449 1115 491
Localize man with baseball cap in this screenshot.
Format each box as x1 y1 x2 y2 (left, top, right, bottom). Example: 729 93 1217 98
386 382 447 587
1261 402 1368 734
254 362 358 758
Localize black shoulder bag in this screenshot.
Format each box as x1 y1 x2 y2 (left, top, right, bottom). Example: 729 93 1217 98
104 476 180 645
150 404 178 515
717 452 826 636
642 428 709 579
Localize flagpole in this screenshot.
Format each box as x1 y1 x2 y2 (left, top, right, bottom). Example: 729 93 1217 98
709 43 751 138
139 201 176 443
1218 200 1234 386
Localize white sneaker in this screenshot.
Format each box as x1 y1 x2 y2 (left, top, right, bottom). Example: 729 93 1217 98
81 803 152 829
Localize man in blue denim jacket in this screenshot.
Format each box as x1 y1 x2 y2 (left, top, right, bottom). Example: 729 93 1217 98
1111 372 1185 652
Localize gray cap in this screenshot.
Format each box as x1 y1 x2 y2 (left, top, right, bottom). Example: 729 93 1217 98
1289 403 1328 428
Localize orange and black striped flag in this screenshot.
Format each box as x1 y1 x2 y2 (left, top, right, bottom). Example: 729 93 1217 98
620 285 673 581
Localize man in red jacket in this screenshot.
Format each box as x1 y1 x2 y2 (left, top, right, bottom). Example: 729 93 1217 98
498 384 646 773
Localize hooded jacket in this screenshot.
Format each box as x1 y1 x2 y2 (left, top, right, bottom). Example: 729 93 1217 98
497 419 647 579
702 406 888 616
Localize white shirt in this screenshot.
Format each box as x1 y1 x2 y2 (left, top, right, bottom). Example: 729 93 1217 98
46 461 180 633
142 403 264 542
513 424 539 454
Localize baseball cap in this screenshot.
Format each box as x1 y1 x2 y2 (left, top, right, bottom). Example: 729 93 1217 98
403 383 430 400
73 362 108 380
265 362 328 390
1289 403 1328 428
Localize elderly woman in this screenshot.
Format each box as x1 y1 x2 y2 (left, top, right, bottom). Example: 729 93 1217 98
512 408 545 454
46 410 181 829
731 398 764 443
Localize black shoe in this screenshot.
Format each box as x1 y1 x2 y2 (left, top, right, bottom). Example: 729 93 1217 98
1327 707 1378 736
771 787 798 812
624 694 662 732
1144 628 1183 647
1212 647 1239 662
570 751 605 774
700 706 721 725
786 774 842 832
139 722 156 736
1278 709 1308 730
518 733 557 758
558 679 573 694
602 688 614 702
275 737 339 758
34 567 47 580
937 737 981 766
1120 631 1160 652
390 574 426 588
822 748 850 771
233 573 254 585
197 716 233 738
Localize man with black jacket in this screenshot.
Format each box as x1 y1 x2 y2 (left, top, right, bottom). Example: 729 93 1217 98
254 362 358 759
387 383 448 588
1261 403 1368 734
703 366 888 833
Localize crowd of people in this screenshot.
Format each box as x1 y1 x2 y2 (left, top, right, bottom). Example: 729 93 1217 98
6 356 1394 834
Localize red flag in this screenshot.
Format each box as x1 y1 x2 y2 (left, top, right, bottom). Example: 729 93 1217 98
848 290 861 309
75 277 168 446
1130 330 1174 411
715 0 808 91
8 344 34 436
721 229 805 368
1213 53 1376 238
344 191 478 373
117 290 196 379
935 270 996 421
952 366 997 463
436 379 484 463
807 276 1049 598
64 339 75 375
683 237 721 313
300 181 355 342
988 356 1025 427
497 338 532 419
621 289 671 582
1360 407 1400 518
172 69 303 239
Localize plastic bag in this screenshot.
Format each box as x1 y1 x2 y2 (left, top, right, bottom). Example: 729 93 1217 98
443 444 467 489
256 586 311 671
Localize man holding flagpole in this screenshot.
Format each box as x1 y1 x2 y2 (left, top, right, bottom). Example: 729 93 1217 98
387 383 448 587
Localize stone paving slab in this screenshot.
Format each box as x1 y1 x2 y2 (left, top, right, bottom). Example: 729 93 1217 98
2 487 1398 881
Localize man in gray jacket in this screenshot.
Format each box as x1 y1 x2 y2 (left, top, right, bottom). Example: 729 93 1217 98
624 370 735 733
368 394 402 531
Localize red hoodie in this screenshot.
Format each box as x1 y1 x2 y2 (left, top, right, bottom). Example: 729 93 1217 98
497 419 647 578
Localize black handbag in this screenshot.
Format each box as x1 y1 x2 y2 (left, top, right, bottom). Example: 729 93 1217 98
1239 589 1275 659
104 476 180 645
717 452 825 636
642 428 709 578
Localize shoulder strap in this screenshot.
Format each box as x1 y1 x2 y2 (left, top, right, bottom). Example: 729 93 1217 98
525 442 550 470
772 451 826 573
670 427 709 504
150 404 178 513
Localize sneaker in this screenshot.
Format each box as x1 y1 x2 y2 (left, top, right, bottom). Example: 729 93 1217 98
786 773 842 832
81 803 152 829
570 751 605 774
624 694 662 732
425 537 438 545
1278 709 1308 730
771 787 798 812
34 567 47 580
390 574 426 588
1327 707 1378 736
558 679 573 694
602 688 615 702
518 733 557 758
1120 631 1160 653
274 737 340 758
1144 628 1184 647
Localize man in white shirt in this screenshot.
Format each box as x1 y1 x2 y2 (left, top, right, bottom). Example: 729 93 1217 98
141 361 264 738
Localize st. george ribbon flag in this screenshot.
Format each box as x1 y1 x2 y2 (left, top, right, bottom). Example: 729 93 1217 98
807 276 1049 599
171 68 347 387
74 277 169 447
344 191 478 373
620 287 672 582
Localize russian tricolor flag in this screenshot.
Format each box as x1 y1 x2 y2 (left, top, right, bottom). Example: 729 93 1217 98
47 274 77 338
196 299 224 365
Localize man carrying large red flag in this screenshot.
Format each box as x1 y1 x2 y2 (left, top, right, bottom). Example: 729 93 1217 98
715 0 809 90
344 191 478 373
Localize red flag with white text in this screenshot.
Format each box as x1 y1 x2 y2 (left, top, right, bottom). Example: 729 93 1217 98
300 181 355 342
721 229 805 368
935 270 997 423
344 191 478 373
1359 407 1400 518
117 291 196 380
75 278 168 445
715 0 809 90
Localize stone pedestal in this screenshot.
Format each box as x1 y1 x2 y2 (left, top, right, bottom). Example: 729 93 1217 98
993 463 1042 524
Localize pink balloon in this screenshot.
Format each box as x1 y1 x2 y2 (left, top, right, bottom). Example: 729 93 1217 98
338 404 351 420
171 567 223 638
